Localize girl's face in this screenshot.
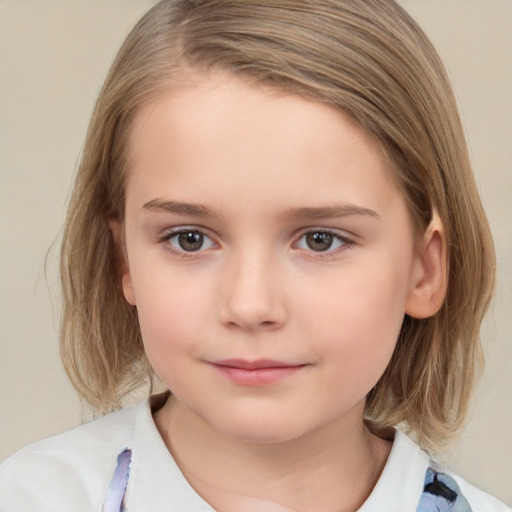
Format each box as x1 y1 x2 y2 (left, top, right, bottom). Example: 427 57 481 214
120 73 424 443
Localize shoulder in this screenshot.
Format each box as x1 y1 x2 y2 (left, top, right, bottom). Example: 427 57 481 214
361 430 510 512
418 467 510 511
449 472 511 512
0 402 141 512
416 443 510 511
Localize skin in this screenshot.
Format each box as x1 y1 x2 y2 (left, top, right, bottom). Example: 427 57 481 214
116 72 446 512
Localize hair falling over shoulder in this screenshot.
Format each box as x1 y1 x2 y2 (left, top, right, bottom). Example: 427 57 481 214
59 0 495 454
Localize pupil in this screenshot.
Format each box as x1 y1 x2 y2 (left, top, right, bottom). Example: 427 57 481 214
178 231 203 251
306 232 333 251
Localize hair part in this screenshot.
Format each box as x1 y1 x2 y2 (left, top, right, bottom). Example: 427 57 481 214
60 0 495 453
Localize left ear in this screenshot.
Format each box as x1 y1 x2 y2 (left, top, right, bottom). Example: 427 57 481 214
405 214 447 319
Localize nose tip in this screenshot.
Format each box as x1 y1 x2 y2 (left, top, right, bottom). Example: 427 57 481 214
220 289 287 332
218 259 287 332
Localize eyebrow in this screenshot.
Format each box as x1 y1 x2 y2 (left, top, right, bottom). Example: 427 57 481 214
279 205 380 221
142 199 379 221
142 199 220 217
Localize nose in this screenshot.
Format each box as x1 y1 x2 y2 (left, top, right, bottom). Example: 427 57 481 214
218 250 287 332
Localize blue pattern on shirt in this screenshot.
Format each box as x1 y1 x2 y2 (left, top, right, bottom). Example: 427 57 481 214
417 467 472 511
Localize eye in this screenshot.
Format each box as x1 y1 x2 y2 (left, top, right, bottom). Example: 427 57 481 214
295 230 348 253
165 229 216 253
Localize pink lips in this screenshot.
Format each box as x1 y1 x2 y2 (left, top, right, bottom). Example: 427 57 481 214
209 359 307 386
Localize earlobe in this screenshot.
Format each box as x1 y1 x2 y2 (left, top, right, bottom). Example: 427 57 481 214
109 220 136 306
405 215 447 319
121 273 136 306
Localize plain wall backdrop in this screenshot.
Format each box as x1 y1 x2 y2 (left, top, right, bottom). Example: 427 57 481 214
1 0 511 505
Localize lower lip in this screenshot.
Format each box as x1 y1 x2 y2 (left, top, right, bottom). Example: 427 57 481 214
211 364 306 386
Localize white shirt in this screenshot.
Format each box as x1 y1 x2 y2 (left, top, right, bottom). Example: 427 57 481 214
0 396 509 511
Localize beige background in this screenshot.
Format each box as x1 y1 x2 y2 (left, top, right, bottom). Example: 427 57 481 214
0 0 511 505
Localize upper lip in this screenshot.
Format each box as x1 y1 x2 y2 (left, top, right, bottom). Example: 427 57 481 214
211 359 304 370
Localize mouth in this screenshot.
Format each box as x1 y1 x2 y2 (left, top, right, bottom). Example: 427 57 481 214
209 359 308 386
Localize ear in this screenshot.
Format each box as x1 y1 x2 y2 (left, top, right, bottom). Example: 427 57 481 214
109 220 136 306
405 215 447 319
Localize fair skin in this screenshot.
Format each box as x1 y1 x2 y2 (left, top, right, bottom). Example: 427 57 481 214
116 72 446 512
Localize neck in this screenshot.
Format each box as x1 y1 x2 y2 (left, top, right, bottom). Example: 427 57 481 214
154 396 391 512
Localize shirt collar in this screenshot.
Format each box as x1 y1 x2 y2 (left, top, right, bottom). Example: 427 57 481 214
125 396 215 511
124 397 429 511
358 429 430 511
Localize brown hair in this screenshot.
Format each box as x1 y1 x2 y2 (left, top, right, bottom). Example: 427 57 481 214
60 0 495 454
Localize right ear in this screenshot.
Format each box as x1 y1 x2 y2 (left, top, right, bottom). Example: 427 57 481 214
109 220 136 306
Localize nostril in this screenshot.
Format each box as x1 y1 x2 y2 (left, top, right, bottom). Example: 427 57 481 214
223 317 283 332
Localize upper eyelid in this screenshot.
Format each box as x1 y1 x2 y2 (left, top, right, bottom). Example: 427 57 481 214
159 225 215 238
294 227 356 241
158 225 353 235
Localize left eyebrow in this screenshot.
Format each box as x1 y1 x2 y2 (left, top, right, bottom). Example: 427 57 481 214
279 204 380 222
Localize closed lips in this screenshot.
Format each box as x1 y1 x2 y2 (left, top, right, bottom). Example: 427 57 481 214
211 359 306 370
209 359 309 386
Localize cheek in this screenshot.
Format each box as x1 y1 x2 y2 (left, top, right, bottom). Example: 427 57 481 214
301 261 408 383
136 298 205 393
128 267 212 371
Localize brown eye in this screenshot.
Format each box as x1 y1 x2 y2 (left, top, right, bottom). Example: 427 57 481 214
305 232 334 251
164 228 216 254
177 231 204 251
295 230 348 254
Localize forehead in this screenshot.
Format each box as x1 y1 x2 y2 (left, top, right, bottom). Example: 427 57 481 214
128 70 387 154
124 72 400 216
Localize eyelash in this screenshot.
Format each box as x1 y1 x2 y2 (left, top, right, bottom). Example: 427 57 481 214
158 227 217 258
294 229 354 258
157 227 355 258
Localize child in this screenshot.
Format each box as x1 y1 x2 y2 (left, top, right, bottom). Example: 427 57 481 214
0 0 509 510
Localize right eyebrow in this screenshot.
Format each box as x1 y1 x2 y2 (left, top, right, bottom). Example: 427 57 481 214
142 199 220 218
